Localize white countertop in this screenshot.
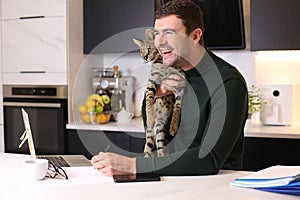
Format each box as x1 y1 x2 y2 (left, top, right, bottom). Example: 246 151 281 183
67 117 145 133
244 120 300 139
67 118 300 139
1 153 298 200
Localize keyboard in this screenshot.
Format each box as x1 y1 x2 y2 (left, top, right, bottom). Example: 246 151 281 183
38 156 70 167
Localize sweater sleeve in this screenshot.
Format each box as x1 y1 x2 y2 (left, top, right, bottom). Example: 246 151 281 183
136 77 248 176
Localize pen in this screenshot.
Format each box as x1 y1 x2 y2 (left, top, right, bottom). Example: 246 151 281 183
104 145 110 152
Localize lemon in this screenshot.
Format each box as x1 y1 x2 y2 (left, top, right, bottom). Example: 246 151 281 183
85 99 96 108
81 113 91 123
78 105 87 114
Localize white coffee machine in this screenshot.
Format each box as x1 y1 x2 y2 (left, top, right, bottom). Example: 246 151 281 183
260 84 300 126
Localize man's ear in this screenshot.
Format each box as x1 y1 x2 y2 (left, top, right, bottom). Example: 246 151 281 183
190 28 202 44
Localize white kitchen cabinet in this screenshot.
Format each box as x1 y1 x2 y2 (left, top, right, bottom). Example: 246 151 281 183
2 17 66 73
1 0 67 85
1 0 66 20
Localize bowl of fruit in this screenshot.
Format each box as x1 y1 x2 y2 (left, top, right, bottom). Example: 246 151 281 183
78 93 112 124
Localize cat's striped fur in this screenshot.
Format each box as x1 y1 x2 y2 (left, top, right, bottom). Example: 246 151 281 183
133 29 185 157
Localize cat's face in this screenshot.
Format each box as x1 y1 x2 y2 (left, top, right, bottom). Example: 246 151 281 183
140 42 160 63
133 30 162 63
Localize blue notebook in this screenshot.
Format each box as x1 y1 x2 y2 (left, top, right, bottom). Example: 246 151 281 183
257 180 300 196
230 165 300 196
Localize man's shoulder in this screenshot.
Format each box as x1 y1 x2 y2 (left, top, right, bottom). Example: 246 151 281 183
207 51 246 84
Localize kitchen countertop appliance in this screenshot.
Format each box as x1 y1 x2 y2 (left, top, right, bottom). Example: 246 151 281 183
260 84 300 126
92 66 135 118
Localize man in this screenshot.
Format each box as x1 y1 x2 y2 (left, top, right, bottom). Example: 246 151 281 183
91 0 248 176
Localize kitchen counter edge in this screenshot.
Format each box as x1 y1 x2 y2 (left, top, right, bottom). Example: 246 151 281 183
67 118 300 139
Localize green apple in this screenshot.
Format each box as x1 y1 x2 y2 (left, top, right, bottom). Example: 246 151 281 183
102 94 111 104
87 107 95 113
95 105 104 114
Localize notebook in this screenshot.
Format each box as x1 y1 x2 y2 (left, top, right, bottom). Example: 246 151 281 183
230 165 300 196
20 108 91 167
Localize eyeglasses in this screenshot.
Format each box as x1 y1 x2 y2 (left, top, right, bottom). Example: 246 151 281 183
46 162 68 180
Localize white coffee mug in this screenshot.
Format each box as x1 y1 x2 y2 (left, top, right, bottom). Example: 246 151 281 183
24 158 48 180
116 108 134 123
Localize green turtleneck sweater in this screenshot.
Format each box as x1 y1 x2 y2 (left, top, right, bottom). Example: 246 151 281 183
137 50 248 176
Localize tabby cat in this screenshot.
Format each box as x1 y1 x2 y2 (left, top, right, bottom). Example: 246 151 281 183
133 28 185 157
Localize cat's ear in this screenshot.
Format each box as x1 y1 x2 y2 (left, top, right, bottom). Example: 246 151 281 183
145 28 154 40
133 38 143 47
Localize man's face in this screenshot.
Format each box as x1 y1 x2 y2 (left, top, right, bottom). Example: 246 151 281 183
153 15 193 68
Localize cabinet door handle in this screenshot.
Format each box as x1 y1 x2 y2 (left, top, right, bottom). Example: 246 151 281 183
3 102 62 108
20 71 46 74
19 16 45 20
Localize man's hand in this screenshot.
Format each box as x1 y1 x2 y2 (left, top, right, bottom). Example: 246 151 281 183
91 152 136 177
155 74 186 98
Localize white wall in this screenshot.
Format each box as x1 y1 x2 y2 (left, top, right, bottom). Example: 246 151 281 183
255 51 300 85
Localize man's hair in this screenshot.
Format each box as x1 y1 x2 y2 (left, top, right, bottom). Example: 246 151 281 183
155 0 205 46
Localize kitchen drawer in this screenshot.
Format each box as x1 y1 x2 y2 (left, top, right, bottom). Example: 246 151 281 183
1 0 66 20
2 72 67 85
2 17 67 73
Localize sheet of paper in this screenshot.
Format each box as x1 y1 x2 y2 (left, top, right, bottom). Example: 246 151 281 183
44 166 113 186
238 165 300 179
